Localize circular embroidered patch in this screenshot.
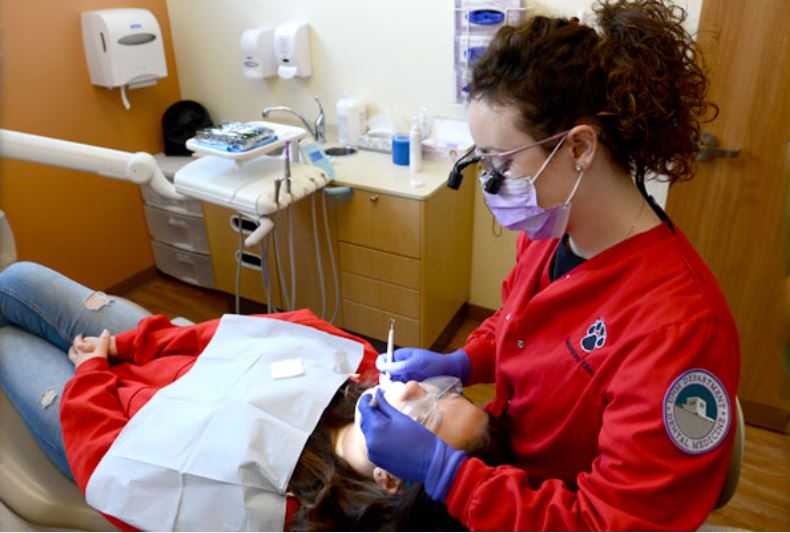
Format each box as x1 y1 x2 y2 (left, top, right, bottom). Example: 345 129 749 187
663 369 731 455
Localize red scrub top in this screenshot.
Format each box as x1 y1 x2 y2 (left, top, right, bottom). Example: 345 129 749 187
447 222 740 531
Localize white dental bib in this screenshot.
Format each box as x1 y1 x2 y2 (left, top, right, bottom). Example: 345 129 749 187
85 314 363 531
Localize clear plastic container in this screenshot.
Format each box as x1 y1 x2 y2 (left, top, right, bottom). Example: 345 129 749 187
336 96 366 147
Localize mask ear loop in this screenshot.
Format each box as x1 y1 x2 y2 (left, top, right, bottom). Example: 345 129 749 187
528 135 568 185
563 166 586 204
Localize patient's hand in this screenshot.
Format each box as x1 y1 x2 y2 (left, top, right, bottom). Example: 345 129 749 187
69 329 115 368
72 331 118 358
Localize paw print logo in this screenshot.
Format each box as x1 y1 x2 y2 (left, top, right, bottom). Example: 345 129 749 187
580 318 607 353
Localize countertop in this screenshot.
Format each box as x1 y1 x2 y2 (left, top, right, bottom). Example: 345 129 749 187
325 144 455 201
157 137 457 202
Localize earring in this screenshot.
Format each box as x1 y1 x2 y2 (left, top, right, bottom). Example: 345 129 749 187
575 163 585 172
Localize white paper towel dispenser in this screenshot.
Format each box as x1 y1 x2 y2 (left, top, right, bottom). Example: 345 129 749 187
273 21 311 79
81 8 167 109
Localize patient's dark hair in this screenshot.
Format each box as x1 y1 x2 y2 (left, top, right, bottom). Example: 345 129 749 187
287 381 511 531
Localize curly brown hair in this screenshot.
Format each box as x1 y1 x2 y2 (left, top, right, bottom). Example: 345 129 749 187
469 0 717 192
286 381 511 531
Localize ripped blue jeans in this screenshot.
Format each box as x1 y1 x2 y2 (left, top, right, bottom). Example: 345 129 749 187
0 262 150 479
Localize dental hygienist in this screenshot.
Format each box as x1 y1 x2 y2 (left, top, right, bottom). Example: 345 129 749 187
359 0 741 530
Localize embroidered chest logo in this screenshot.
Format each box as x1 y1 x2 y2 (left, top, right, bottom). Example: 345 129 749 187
580 318 607 353
663 369 731 455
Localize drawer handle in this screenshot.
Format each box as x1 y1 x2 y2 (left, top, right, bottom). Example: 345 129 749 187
168 216 189 229
175 253 195 264
369 194 379 203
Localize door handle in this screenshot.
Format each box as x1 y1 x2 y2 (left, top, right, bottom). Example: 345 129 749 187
697 132 741 161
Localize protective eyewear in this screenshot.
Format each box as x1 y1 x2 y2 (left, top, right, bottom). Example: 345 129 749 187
399 375 463 432
447 130 569 194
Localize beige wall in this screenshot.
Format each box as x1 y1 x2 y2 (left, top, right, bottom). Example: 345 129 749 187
0 0 182 289
166 0 700 310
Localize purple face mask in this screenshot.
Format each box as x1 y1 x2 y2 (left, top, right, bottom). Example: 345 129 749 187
482 136 584 240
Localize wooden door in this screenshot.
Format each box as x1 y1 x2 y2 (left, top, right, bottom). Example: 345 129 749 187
665 0 790 432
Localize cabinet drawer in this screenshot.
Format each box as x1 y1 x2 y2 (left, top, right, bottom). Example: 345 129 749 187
141 184 204 216
336 190 421 258
338 242 420 289
340 272 420 319
144 205 209 253
151 240 215 288
341 300 419 347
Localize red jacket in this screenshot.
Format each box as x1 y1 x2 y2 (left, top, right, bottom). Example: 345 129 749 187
59 309 378 531
447 223 740 531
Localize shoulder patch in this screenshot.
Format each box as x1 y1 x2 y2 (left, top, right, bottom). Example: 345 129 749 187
663 369 731 454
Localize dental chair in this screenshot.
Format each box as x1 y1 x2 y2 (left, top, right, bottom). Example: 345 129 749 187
0 387 117 531
0 372 745 531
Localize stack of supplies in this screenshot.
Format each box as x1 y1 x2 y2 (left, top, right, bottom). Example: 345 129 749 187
194 122 277 152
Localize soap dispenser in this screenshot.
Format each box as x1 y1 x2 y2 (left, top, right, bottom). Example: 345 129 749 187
273 21 311 79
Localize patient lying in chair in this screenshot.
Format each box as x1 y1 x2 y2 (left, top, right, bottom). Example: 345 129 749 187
0 262 508 531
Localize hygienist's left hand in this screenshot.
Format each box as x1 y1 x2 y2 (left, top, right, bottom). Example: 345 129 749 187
358 388 468 502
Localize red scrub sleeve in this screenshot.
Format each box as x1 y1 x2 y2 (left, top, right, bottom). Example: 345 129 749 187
113 315 221 364
446 319 739 531
461 234 530 385
58 358 138 532
59 357 130 492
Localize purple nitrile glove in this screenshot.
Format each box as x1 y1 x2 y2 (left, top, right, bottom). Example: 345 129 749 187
358 388 467 502
375 348 471 384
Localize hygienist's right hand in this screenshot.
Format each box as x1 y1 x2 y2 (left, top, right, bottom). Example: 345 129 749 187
376 348 471 384
68 329 114 368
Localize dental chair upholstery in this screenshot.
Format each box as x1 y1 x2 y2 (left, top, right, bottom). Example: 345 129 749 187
0 387 117 531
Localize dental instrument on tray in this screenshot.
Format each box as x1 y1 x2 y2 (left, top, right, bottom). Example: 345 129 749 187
193 121 277 152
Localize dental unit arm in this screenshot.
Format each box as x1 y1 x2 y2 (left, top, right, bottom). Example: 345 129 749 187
0 128 182 272
0 129 183 200
0 123 340 323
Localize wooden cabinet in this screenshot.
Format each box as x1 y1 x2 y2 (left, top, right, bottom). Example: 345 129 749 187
336 178 474 348
202 196 339 316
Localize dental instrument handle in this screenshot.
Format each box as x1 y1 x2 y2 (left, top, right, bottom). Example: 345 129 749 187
386 319 395 380
274 176 282 206
284 141 292 194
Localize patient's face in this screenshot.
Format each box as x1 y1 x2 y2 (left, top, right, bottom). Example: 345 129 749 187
337 379 488 478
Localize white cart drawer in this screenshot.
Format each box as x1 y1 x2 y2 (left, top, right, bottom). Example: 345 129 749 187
144 205 209 253
141 184 204 216
151 240 215 288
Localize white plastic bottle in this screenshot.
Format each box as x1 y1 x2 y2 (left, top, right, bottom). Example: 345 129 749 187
409 120 422 174
336 95 366 147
